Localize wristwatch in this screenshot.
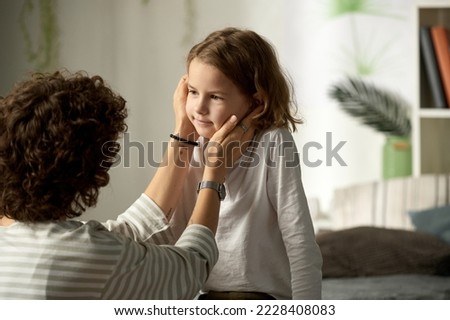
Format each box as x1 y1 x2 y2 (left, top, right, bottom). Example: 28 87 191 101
197 181 226 201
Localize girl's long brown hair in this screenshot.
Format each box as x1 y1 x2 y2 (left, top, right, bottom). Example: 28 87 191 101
187 27 302 132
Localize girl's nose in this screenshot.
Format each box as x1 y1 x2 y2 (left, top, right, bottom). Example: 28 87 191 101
194 97 208 114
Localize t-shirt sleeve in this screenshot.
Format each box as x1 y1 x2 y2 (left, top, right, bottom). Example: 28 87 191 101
266 129 323 299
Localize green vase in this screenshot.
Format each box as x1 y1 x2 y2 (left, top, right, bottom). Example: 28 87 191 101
382 135 412 179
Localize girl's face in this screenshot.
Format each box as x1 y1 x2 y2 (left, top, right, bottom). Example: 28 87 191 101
186 58 251 139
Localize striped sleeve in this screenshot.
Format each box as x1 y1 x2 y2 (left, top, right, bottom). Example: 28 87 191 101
103 193 175 245
176 224 219 269
102 224 218 299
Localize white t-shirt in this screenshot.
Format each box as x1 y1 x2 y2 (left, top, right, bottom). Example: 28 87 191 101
171 128 323 299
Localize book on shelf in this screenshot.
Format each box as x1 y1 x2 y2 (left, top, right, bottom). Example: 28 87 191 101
419 26 447 108
430 26 450 108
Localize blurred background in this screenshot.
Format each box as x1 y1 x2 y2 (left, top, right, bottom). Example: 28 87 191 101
0 0 423 225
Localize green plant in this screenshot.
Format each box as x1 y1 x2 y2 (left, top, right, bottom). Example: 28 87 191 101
19 0 59 71
325 0 404 76
181 0 196 46
327 0 381 17
327 0 403 19
329 76 411 136
142 0 196 46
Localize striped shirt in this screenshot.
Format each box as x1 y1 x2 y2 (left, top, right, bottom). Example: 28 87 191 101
0 194 218 299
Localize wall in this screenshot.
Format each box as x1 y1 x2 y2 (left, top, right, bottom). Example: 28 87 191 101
0 0 421 224
284 0 416 217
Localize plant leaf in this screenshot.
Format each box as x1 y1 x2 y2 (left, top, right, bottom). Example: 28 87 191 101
329 77 411 136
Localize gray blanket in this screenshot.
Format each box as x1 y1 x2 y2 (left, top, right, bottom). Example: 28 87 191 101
322 274 450 299
316 226 450 278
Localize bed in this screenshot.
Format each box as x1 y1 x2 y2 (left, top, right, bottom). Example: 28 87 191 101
317 174 450 299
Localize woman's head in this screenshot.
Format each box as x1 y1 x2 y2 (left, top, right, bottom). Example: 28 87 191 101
0 70 127 222
186 27 302 137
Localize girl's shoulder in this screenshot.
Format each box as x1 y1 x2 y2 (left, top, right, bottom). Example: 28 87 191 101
256 127 295 144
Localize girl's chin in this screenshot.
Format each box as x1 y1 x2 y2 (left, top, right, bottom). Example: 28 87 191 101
196 128 215 139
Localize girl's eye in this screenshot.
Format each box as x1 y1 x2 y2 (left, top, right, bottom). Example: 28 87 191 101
188 89 197 95
211 95 223 100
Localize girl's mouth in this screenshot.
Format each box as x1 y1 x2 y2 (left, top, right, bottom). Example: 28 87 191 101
194 118 213 127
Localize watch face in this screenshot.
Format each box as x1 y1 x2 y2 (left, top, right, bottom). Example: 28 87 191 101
218 184 226 200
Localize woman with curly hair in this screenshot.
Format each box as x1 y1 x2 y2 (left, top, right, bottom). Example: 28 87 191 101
0 70 259 299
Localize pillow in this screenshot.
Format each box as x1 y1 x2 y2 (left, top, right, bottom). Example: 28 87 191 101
408 205 450 245
316 226 450 278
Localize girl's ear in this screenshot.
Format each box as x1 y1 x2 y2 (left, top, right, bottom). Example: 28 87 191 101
252 92 263 107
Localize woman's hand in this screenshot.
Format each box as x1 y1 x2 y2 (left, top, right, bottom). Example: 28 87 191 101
173 75 198 141
203 107 263 181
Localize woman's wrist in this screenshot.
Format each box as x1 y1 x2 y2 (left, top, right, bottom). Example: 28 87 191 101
202 165 226 183
174 121 197 138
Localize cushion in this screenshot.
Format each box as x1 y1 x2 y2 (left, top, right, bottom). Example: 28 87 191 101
408 205 450 245
316 226 450 278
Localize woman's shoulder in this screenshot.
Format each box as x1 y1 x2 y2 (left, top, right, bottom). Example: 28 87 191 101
55 220 125 246
2 219 124 250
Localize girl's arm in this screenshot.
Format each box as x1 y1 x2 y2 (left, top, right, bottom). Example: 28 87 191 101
268 130 323 299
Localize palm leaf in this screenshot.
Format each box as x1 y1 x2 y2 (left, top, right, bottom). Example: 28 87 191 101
329 77 411 136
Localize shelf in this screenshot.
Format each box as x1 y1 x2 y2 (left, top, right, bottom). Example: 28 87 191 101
418 6 450 109
414 3 450 176
420 118 450 174
419 108 450 118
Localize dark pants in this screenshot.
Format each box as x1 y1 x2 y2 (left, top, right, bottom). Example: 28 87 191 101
198 291 276 300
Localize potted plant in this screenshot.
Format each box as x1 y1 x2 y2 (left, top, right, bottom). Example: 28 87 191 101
329 76 412 179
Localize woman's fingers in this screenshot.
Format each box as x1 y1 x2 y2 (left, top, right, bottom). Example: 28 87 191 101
173 75 188 105
173 75 197 139
210 115 238 142
236 106 263 141
207 106 263 168
211 106 262 143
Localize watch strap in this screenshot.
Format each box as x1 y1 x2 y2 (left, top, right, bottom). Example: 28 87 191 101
197 181 226 201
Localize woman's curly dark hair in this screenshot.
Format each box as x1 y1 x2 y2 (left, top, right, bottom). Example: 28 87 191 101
0 70 128 222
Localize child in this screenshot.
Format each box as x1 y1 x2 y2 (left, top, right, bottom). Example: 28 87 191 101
170 27 323 299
